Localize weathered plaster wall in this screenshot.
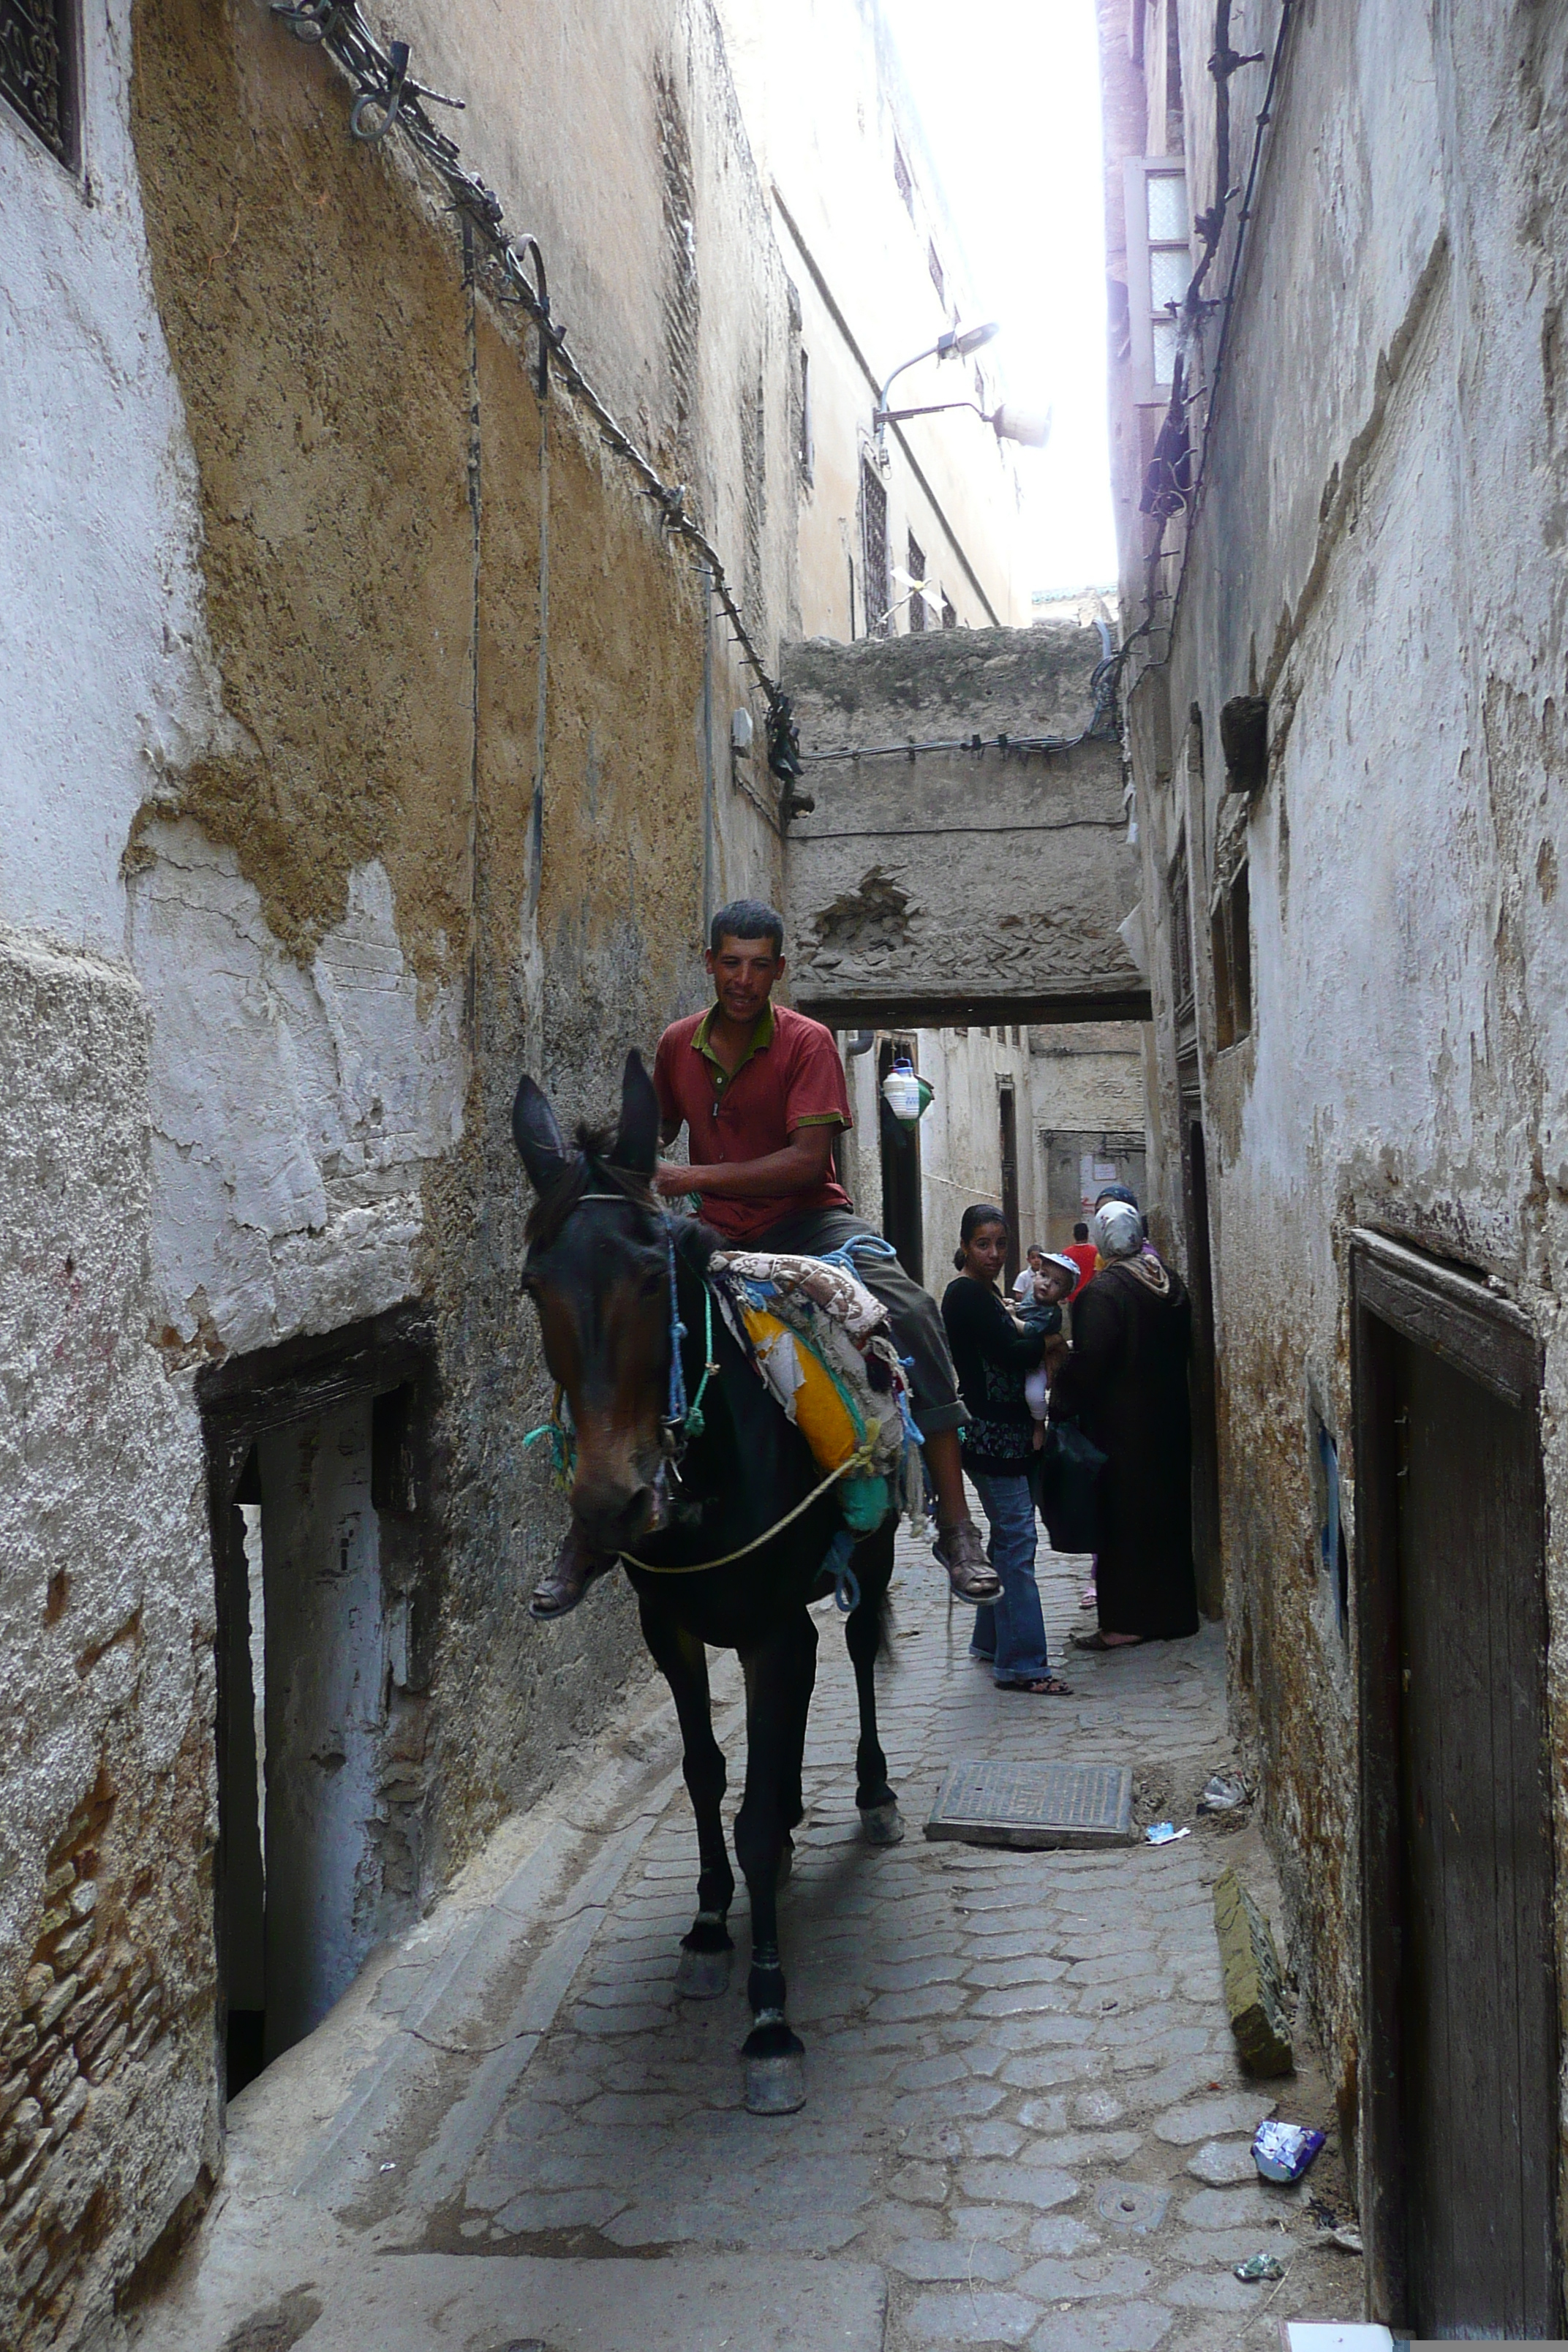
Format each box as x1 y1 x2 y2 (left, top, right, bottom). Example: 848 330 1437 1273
783 625 1144 1025
1114 0 1568 2205
0 939 217 2344
1030 1022 1148 1137
122 0 796 1858
916 1024 1040 1280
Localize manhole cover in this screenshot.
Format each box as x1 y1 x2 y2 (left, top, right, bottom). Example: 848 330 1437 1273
924 1760 1134 1849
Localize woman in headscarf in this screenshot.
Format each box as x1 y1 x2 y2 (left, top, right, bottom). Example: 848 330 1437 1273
941 1205 1072 1696
1052 1199 1199 1648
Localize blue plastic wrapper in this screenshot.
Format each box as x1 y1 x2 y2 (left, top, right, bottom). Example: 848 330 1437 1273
1252 2119 1325 2182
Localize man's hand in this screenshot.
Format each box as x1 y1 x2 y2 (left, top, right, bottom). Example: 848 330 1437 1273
654 1162 696 1199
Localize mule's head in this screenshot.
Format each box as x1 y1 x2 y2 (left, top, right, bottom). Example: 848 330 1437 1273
513 1052 674 1555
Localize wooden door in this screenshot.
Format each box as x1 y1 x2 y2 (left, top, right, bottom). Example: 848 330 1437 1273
1392 1332 1557 2334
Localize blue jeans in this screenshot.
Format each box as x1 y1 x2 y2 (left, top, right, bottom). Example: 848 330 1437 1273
968 1469 1052 1686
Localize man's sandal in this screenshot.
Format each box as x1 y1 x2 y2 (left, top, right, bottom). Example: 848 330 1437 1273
932 1520 1002 1605
997 1674 1074 1695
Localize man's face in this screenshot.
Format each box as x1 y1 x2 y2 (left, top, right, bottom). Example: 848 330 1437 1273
706 934 783 1025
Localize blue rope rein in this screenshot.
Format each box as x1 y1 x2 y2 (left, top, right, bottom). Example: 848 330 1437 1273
525 1204 719 1479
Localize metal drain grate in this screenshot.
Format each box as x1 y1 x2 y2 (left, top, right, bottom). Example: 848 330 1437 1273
924 1759 1134 1849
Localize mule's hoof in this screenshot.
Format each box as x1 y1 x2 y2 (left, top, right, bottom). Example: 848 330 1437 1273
859 1801 905 1846
745 2050 806 2114
675 1943 733 1999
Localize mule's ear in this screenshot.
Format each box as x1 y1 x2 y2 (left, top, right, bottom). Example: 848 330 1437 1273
511 1074 568 1191
614 1050 661 1175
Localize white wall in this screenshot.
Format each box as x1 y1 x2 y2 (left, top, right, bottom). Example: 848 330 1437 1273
0 0 231 956
127 823 463 1357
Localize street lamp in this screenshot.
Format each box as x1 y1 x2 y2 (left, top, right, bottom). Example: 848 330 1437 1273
875 319 1002 446
873 395 1053 450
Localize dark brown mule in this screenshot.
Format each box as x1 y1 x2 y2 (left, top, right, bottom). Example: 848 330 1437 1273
513 1052 902 2114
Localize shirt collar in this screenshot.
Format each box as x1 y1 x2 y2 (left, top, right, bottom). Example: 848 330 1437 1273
692 1001 775 1068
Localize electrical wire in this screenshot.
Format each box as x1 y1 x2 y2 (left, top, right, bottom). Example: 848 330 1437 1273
265 0 800 774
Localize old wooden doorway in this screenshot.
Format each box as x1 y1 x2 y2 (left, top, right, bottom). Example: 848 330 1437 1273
1353 1234 1558 2335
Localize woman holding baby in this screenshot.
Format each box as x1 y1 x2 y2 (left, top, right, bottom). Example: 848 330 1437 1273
939 1204 1077 1697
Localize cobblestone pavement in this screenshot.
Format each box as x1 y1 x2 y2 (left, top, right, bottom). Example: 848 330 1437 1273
137 1531 1363 2352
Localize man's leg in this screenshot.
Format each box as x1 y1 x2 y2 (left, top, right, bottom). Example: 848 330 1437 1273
747 1208 1000 1604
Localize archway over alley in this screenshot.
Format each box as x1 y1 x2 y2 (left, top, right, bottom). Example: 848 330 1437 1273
782 627 1149 1033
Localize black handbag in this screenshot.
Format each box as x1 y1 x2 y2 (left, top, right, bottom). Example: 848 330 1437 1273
1035 1417 1107 1553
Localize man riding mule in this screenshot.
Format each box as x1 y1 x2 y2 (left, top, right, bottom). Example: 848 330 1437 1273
512 1051 908 2112
529 894 1000 1618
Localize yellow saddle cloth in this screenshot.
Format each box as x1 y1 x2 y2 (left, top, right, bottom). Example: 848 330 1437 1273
710 1251 917 1534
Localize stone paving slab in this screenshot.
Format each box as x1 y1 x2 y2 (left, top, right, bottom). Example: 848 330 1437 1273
132 1525 1362 2352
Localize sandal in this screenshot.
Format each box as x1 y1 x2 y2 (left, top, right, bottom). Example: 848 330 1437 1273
997 1673 1074 1695
1070 1629 1145 1652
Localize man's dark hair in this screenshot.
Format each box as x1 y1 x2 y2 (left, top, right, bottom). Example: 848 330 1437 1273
709 897 784 958
1073 1221 1090 1241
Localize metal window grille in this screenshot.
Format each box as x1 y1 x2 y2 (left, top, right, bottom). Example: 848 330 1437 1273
1 0 78 168
893 138 913 216
907 532 926 633
941 595 957 631
927 239 945 309
861 460 889 638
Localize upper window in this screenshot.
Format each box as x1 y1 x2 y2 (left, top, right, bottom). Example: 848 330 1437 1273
1211 860 1253 1049
927 240 946 310
1 0 80 169
860 459 890 639
907 532 927 634
1123 159 1188 404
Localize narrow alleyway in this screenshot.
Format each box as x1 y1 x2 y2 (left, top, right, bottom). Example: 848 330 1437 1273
137 1536 1362 2352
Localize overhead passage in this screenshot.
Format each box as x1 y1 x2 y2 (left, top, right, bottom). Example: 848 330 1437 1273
782 625 1149 1029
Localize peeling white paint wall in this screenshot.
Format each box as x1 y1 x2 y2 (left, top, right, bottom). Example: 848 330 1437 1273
0 1 233 955
128 823 464 1356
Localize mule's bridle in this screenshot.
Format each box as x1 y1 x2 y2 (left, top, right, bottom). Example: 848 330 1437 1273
555 1188 719 1453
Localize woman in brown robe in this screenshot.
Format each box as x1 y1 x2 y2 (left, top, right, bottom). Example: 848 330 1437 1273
1052 1199 1199 1647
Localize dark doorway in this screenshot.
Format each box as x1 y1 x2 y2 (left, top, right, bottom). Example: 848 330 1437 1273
998 1085 1020 1288
1353 1235 1558 2336
878 1036 923 1284
1180 1089 1222 1616
202 1311 434 2102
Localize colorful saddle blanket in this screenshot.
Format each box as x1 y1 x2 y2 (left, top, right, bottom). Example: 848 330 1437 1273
708 1250 922 1534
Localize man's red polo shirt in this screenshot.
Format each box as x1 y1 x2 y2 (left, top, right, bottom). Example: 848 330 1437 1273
652 1001 852 1243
